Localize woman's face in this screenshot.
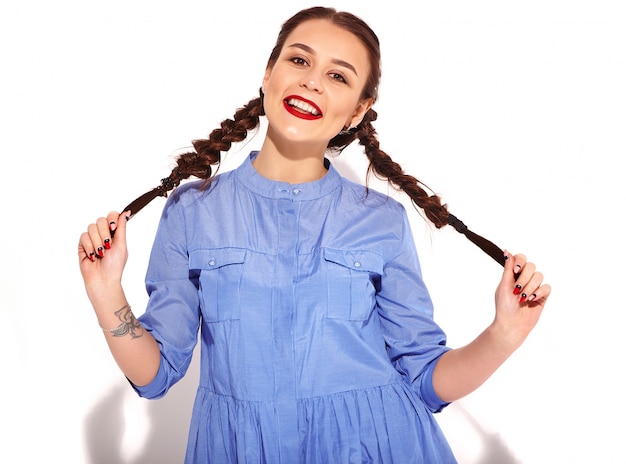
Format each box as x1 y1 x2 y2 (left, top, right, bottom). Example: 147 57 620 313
262 19 373 149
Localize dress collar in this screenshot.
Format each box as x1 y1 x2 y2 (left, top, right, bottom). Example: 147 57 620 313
235 151 342 201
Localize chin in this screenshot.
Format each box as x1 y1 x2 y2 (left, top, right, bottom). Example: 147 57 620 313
267 116 335 146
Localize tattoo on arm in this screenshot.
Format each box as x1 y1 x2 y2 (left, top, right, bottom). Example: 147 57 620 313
110 305 144 339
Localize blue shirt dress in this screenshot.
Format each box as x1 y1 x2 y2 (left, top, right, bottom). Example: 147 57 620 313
133 152 457 463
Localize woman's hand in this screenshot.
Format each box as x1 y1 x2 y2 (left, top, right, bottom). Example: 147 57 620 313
493 250 552 347
77 210 160 386
78 211 130 296
433 250 551 402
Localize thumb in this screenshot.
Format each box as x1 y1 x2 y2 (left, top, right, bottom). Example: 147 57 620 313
110 210 131 247
500 249 516 288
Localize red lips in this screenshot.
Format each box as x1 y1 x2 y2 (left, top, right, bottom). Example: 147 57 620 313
283 95 323 120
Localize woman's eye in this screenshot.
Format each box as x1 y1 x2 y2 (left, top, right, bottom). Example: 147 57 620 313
330 72 347 84
290 56 308 66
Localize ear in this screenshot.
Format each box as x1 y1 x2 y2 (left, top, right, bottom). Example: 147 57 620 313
262 66 272 93
346 98 374 128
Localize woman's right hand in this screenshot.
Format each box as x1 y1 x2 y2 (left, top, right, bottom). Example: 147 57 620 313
78 211 161 386
78 211 130 295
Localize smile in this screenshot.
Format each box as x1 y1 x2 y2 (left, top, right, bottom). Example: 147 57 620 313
283 95 323 120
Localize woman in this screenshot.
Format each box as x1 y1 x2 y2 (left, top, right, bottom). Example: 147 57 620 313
78 7 550 463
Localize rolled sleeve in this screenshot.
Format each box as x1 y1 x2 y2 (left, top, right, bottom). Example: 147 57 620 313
376 208 451 412
132 186 202 399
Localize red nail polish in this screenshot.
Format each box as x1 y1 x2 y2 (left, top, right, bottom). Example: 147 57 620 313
513 285 522 295
104 239 111 250
519 293 527 303
97 247 104 258
88 252 96 262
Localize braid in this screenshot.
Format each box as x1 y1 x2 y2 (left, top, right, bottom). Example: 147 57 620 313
356 109 449 229
120 90 264 218
192 93 265 189
120 88 505 266
355 109 506 266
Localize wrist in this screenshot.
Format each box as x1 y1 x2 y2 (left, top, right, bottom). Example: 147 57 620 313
485 320 527 355
85 278 124 301
86 283 128 318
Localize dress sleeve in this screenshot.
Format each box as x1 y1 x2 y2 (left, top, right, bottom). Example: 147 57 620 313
376 208 451 413
131 188 201 399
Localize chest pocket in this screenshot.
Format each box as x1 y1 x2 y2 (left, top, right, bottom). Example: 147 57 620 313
189 248 246 322
323 248 383 321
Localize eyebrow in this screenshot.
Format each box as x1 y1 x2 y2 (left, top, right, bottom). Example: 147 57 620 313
287 42 359 76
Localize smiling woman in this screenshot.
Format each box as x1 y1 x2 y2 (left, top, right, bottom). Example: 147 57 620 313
77 6 550 463
257 18 374 181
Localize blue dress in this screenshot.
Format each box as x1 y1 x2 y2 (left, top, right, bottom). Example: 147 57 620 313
133 152 457 463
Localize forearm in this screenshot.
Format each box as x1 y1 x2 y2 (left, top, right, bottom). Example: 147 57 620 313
432 322 525 403
432 250 551 402
88 284 161 387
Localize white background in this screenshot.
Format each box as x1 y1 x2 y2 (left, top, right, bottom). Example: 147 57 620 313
1 1 625 463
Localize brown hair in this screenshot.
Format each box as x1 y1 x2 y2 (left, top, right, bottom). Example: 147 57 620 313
123 7 505 265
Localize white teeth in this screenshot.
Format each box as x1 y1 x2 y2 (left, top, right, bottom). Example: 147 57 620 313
287 98 320 116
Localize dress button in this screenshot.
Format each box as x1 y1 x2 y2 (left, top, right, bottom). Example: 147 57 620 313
354 261 361 268
293 188 300 195
208 259 216 266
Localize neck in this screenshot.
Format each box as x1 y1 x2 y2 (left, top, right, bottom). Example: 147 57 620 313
254 137 328 184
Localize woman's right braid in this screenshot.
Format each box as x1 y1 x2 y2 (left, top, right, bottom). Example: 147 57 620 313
184 93 264 188
356 110 450 229
121 92 264 217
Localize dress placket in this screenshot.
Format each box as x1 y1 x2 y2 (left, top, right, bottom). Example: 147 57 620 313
271 190 302 462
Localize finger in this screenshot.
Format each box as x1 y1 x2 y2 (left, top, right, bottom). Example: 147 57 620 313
78 231 97 262
87 222 106 259
517 270 543 303
501 249 526 290
111 210 131 248
107 211 120 235
516 263 537 288
524 288 547 305
500 249 515 284
512 253 527 277
513 261 536 295
96 217 111 253
531 283 552 303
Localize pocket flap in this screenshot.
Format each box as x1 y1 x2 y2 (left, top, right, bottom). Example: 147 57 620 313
322 248 383 274
189 248 247 270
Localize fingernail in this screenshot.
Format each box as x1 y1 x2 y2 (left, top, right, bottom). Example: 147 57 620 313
103 238 111 249
529 293 537 302
88 251 96 262
97 247 104 258
109 221 117 232
519 293 527 303
514 264 522 273
513 284 522 295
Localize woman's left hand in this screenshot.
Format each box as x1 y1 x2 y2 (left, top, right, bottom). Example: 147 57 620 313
493 251 551 346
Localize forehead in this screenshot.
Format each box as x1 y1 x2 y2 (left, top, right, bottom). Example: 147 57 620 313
282 19 370 72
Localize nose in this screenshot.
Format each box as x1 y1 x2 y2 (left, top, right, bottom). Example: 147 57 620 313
300 71 323 93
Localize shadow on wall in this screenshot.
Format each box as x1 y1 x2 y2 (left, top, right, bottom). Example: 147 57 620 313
455 402 521 464
84 351 200 464
85 368 519 464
